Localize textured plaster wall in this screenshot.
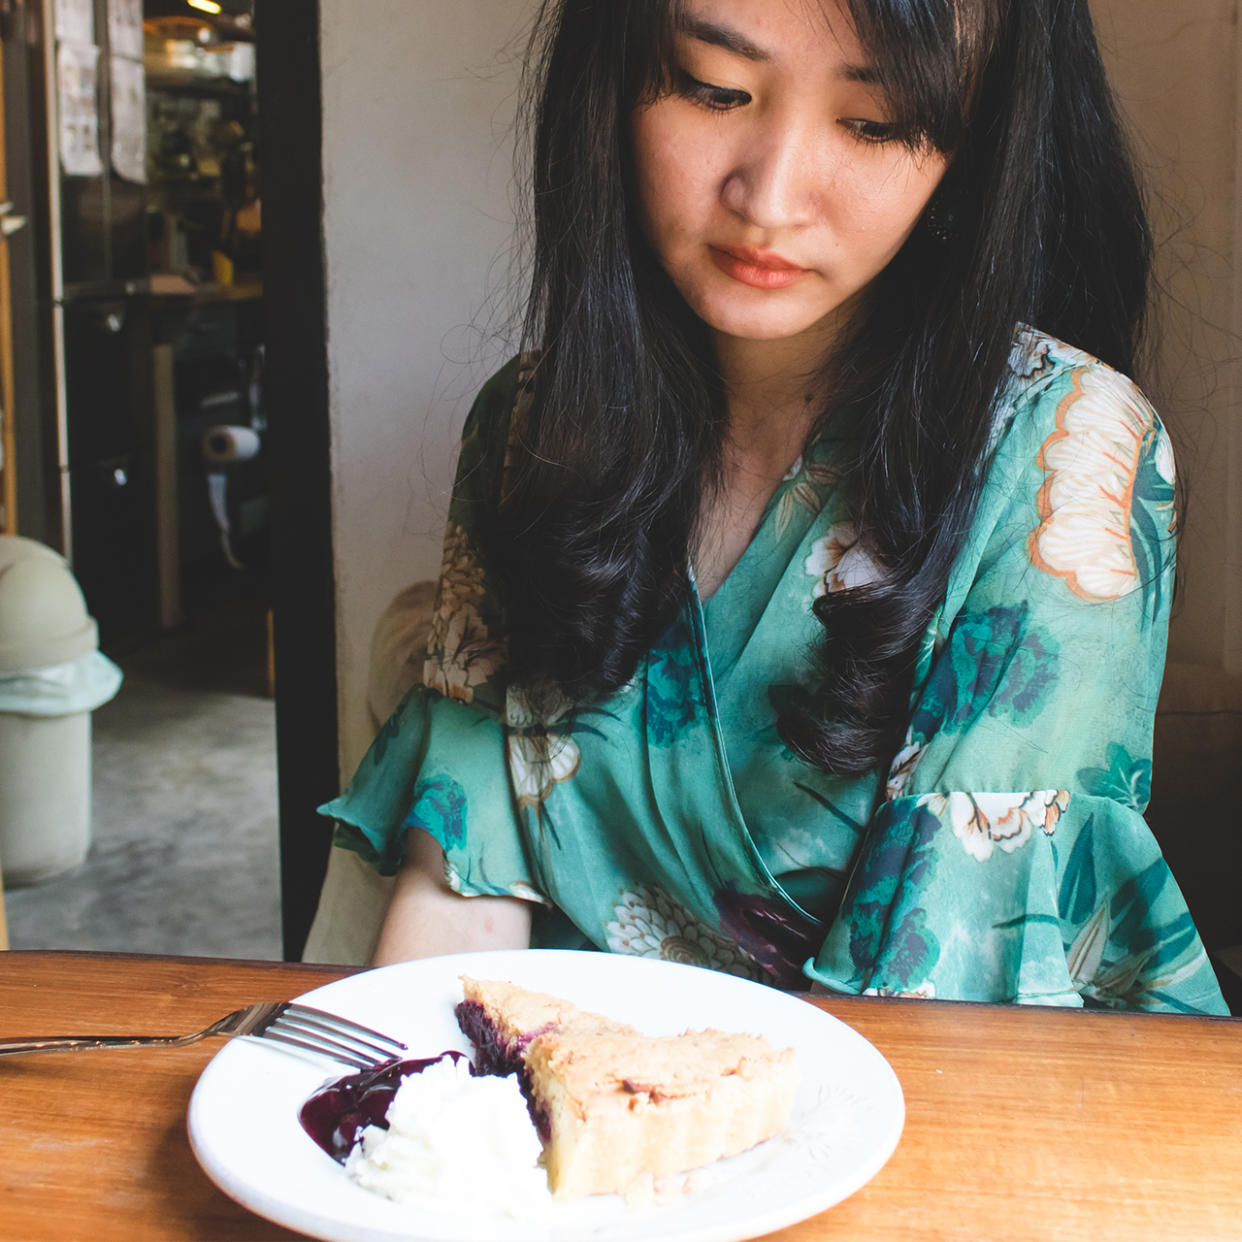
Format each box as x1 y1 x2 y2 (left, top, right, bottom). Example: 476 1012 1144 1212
320 1 536 773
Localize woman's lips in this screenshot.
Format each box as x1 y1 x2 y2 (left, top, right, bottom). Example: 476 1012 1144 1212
708 245 810 290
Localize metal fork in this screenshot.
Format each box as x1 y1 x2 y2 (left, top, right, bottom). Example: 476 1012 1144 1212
0 1001 408 1068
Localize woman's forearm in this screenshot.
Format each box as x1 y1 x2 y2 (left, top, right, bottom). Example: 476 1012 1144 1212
369 830 532 967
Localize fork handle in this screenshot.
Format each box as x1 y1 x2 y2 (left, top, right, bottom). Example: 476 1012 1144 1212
0 1034 192 1057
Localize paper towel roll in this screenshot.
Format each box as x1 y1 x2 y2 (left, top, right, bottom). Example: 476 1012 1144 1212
206 472 245 570
202 424 261 465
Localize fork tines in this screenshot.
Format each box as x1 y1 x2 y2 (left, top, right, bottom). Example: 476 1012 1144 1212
261 1003 407 1069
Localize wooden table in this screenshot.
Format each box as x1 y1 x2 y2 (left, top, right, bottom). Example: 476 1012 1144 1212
1 951 1239 1241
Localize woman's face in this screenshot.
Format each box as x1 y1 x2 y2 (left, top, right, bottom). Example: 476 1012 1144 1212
630 0 950 359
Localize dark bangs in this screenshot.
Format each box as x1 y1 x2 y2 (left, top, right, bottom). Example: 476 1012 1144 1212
619 0 997 152
845 0 999 151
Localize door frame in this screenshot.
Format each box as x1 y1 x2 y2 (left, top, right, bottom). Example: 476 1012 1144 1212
255 0 338 960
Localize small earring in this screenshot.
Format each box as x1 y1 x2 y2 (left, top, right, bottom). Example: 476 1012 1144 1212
925 194 958 243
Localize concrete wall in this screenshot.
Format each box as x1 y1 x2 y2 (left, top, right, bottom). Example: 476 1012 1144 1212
320 2 1242 780
320 0 538 771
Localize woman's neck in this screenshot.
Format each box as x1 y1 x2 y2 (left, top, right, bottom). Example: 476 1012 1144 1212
714 331 825 471
691 331 831 601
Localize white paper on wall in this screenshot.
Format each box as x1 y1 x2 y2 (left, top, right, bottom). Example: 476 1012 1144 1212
109 55 147 183
54 0 95 45
57 42 104 178
107 0 144 61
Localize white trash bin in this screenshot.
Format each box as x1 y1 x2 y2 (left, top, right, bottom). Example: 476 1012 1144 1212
0 536 122 886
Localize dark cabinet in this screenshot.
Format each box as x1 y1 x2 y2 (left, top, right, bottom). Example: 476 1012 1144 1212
62 296 159 646
68 453 158 642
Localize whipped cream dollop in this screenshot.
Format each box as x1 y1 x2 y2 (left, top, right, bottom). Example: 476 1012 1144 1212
345 1054 551 1214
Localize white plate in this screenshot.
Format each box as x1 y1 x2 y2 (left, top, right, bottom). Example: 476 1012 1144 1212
188 950 903 1242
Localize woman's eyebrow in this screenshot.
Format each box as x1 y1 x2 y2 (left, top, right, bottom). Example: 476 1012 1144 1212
839 63 881 84
679 15 771 62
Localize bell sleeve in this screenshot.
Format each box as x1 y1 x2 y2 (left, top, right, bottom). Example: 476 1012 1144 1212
318 357 547 903
806 349 1228 1013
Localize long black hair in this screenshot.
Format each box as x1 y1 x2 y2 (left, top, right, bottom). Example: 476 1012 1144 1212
484 0 1152 774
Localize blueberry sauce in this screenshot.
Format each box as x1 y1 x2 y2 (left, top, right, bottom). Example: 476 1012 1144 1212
453 1001 551 1140
454 1000 551 1077
299 1051 467 1163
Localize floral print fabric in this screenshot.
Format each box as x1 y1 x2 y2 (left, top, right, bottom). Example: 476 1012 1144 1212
321 332 1226 1013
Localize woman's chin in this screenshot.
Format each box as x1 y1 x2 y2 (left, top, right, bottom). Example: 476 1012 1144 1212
700 308 842 348
683 299 812 341
676 285 844 348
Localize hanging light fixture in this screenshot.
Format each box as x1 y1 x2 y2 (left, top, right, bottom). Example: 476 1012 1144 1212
187 0 223 14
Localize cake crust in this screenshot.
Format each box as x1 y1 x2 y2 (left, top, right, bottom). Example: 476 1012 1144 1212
456 977 799 1200
459 976 635 1042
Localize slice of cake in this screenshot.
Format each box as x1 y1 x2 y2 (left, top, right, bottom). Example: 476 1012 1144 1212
454 976 638 1077
455 976 799 1199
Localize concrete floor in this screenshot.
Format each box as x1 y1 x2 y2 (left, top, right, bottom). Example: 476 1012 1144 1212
4 584 282 960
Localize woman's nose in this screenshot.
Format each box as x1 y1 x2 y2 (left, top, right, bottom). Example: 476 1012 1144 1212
719 121 821 230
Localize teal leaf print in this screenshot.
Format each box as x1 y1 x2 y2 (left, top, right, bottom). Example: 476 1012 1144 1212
1064 856 1211 1009
1146 912 1200 975
535 802 562 849
1129 425 1176 625
793 781 866 835
885 906 940 991
1057 814 1098 926
1107 859 1170 956
405 775 467 849
847 803 941 991
647 617 708 745
910 604 1059 740
993 911 1061 932
1077 743 1151 810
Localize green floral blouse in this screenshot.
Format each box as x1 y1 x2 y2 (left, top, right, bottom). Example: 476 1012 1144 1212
322 328 1227 1014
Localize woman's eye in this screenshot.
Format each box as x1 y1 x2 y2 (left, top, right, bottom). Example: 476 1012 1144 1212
676 70 750 112
840 118 902 145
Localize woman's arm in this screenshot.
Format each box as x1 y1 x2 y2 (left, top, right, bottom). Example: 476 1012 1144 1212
369 829 531 966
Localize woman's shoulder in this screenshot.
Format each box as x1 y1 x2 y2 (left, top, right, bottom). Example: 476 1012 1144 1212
967 326 1177 613
453 351 540 495
1002 326 1159 426
462 351 538 437
993 326 1171 473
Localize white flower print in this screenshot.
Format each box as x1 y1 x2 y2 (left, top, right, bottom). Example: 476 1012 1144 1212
604 886 759 978
804 522 885 598
885 733 926 801
507 880 551 906
505 684 580 807
864 979 937 1000
775 458 839 534
1028 365 1169 601
1153 428 1175 492
920 790 1070 862
1066 901 1110 991
423 523 505 703
1008 328 1054 380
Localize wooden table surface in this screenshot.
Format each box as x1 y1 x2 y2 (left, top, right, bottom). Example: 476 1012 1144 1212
1 950 1240 1242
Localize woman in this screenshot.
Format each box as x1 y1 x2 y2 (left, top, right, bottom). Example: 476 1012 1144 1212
318 0 1227 1012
